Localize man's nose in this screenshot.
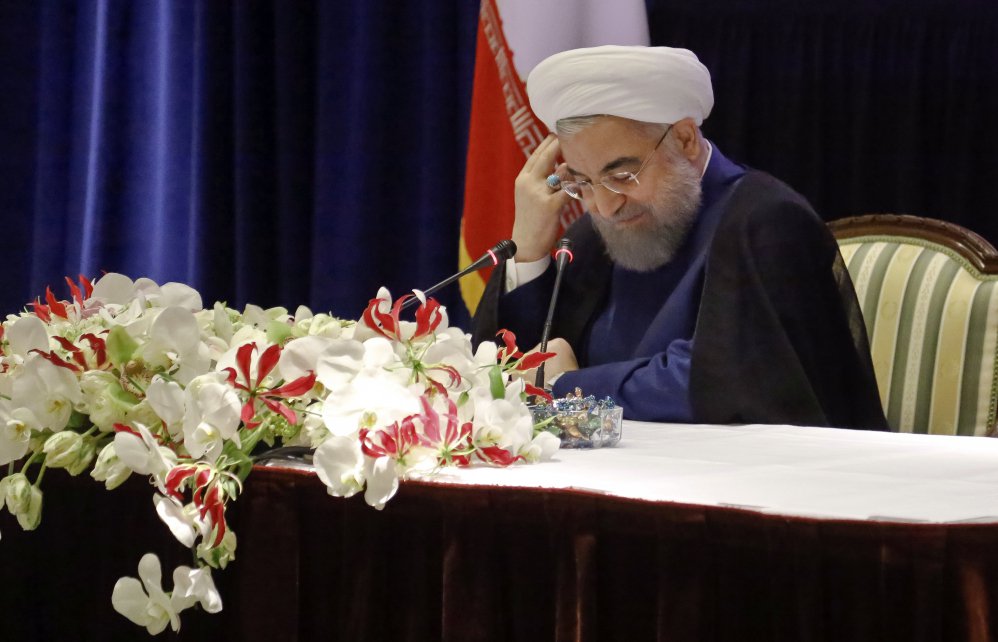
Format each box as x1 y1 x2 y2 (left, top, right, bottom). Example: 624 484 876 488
589 186 625 220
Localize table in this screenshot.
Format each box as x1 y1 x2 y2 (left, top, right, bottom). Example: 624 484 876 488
2 421 997 641
426 421 998 523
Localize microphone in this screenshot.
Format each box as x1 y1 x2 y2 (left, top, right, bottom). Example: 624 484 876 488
535 238 574 388
400 239 517 310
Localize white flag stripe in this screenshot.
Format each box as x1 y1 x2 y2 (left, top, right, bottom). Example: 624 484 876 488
497 0 650 81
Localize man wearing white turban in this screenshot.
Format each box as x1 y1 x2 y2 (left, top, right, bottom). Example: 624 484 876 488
472 46 886 430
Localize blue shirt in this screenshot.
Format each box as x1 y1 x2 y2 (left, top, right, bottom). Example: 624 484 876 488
551 146 746 421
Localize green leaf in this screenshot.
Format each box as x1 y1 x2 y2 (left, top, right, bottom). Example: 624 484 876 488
106 326 139 368
265 320 294 345
66 410 88 430
488 365 505 400
109 381 140 407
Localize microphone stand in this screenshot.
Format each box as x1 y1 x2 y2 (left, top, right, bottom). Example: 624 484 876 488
535 238 573 389
400 239 517 311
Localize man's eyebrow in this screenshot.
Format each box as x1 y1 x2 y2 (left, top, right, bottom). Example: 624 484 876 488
567 156 641 180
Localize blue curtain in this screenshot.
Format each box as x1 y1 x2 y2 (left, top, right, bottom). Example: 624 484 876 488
0 0 478 326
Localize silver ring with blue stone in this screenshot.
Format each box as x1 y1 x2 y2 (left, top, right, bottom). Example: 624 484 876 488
546 173 562 190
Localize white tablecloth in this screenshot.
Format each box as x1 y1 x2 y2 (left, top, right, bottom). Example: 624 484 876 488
422 421 998 524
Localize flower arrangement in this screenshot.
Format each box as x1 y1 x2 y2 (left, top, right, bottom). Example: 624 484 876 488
0 274 558 635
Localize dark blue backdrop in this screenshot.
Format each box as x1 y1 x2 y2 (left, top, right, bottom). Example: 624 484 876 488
2 0 997 330
0 0 479 325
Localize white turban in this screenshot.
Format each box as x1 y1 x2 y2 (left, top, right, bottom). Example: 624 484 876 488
526 45 714 132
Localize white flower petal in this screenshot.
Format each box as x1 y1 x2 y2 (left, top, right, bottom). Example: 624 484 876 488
279 336 335 383
154 495 197 548
314 341 365 390
320 374 420 437
212 303 234 344
151 306 201 356
172 566 223 614
11 356 81 432
146 377 186 426
156 282 203 311
138 552 164 587
363 456 399 510
0 402 32 465
111 576 155 627
113 426 175 479
6 316 49 358
473 340 498 365
526 431 561 462
361 337 398 369
89 273 136 305
294 305 313 323
132 278 164 304
194 383 241 438
313 436 364 498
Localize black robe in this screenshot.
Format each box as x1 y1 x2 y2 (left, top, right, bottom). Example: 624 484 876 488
473 167 888 431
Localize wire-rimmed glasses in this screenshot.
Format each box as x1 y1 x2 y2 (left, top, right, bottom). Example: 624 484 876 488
560 125 673 201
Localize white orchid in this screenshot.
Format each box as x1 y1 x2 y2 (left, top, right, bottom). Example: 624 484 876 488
313 435 365 499
210 302 235 345
5 315 50 361
468 379 534 453
320 370 421 437
10 354 82 432
181 373 241 462
144 375 186 434
293 308 347 339
153 494 208 549
79 370 136 432
144 282 203 311
1 275 567 636
42 431 91 473
0 400 36 465
279 335 342 384
90 442 132 490
171 565 222 614
362 456 400 510
113 423 177 486
111 554 181 635
89 273 140 306
134 306 211 386
520 430 561 463
2 473 44 530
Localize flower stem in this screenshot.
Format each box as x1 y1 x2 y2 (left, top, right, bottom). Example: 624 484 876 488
239 425 268 456
19 452 40 474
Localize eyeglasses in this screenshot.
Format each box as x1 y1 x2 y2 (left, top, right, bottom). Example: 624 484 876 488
560 125 673 201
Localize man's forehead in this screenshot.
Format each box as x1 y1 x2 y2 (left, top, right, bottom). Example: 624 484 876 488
559 118 652 176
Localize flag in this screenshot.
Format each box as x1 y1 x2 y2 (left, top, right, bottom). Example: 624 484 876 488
458 0 650 315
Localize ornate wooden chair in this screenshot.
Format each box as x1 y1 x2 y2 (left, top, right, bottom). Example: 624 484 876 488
829 214 998 436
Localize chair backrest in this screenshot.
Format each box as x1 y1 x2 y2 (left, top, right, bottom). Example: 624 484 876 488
829 214 998 436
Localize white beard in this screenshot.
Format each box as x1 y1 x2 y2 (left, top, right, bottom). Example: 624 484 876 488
591 154 703 272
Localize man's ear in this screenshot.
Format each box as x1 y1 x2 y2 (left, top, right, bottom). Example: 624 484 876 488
671 117 701 162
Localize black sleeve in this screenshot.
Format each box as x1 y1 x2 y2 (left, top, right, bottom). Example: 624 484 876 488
471 216 612 355
470 259 555 349
690 172 889 431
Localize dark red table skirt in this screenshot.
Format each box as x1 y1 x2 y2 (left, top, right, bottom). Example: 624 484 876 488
1 466 996 641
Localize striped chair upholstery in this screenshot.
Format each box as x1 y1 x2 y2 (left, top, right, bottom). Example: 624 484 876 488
830 214 998 436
